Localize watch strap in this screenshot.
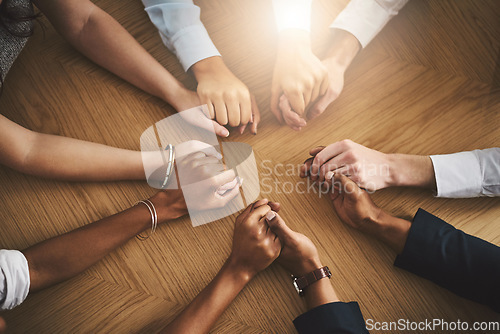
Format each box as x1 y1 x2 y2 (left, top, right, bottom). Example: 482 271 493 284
292 266 331 295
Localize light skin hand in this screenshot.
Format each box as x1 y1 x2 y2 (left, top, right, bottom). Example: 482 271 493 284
191 57 259 135
301 140 437 191
271 29 328 125
163 199 281 334
329 173 411 254
265 211 339 310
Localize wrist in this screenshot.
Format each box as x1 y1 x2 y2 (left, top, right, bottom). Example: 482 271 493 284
323 29 360 70
369 210 411 254
390 154 436 189
224 256 256 285
191 56 227 80
292 258 323 278
149 191 187 223
278 29 311 50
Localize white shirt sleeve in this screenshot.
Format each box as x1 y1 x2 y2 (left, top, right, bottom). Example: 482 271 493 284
0 250 30 310
272 0 312 32
330 0 409 48
430 148 500 198
142 0 221 71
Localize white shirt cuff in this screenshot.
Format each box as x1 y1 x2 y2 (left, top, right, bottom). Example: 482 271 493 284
273 0 312 32
0 250 30 310
330 0 406 48
161 24 221 71
430 151 483 198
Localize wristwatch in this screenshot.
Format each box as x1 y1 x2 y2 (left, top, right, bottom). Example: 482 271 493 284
291 266 331 296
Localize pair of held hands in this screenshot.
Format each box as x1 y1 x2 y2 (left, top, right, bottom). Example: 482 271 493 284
178 30 353 135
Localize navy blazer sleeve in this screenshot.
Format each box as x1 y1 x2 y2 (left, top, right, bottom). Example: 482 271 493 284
293 301 368 334
394 208 500 312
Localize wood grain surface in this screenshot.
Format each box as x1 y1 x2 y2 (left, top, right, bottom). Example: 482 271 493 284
0 0 499 333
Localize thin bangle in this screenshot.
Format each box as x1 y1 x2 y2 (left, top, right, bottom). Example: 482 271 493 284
135 200 157 241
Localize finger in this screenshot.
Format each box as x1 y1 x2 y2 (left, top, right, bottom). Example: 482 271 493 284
250 95 260 135
226 98 241 127
303 87 313 111
308 89 337 121
319 72 329 97
318 151 352 182
212 168 237 186
286 90 306 117
200 98 215 119
280 95 307 129
240 95 252 125
181 151 207 165
238 123 247 135
214 99 228 126
215 182 241 206
300 157 313 178
238 199 268 223
270 88 283 123
335 172 362 195
248 204 272 224
265 211 295 245
253 198 270 209
310 142 347 181
196 156 221 166
309 81 321 107
283 108 307 129
268 201 281 212
309 146 326 156
212 120 230 137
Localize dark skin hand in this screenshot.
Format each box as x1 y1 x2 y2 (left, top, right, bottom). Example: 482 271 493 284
266 211 339 310
328 173 411 254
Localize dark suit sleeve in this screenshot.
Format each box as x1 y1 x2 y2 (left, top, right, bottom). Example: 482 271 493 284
293 301 368 334
394 208 500 312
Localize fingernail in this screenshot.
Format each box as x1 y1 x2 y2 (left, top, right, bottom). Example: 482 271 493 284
325 171 334 180
266 211 276 221
237 176 244 186
222 128 230 137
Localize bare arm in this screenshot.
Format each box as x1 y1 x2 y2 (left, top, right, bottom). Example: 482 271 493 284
164 200 281 333
23 191 187 292
32 0 197 112
0 114 145 181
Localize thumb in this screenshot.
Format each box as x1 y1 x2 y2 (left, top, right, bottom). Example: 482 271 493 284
270 88 284 124
265 211 294 244
211 120 230 137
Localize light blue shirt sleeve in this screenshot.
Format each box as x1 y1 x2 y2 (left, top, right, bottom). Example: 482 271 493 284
0 249 30 310
330 0 409 48
142 0 221 71
430 148 500 198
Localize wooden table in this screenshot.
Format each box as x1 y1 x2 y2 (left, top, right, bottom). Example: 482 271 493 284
1 0 499 332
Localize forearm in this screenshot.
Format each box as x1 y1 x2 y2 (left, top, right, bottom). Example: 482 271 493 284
389 154 436 190
23 192 184 292
323 29 360 71
164 259 250 333
303 277 339 310
21 132 144 181
23 203 150 292
366 210 412 254
35 0 188 109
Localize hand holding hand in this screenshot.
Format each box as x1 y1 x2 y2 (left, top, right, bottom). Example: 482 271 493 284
271 30 328 125
301 140 394 191
265 211 322 277
329 173 382 232
175 144 241 211
192 57 259 134
227 199 282 279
